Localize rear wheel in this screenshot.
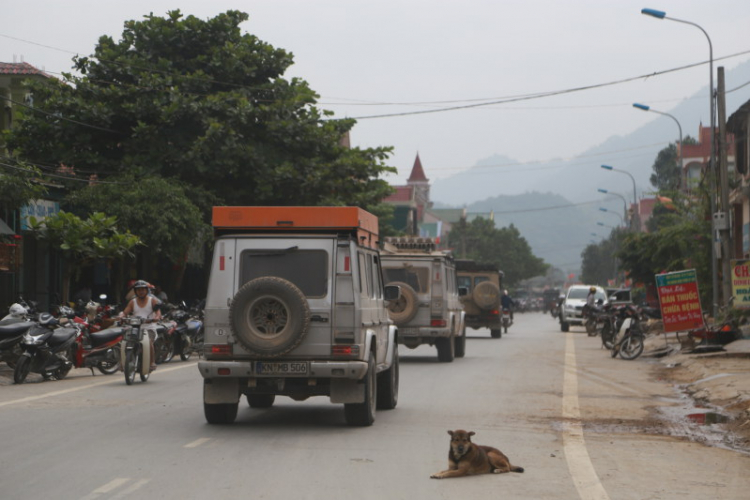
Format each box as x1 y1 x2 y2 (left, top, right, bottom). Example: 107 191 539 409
377 347 399 409
436 336 455 362
205 402 239 424
560 321 570 332
585 318 597 336
247 394 275 408
13 354 31 384
601 323 615 349
124 349 138 385
490 328 502 339
97 347 120 375
179 336 192 361
344 352 377 426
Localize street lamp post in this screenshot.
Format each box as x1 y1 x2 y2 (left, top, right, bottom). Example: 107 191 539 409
642 8 723 315
599 207 624 226
597 188 629 225
600 165 639 230
632 103 683 188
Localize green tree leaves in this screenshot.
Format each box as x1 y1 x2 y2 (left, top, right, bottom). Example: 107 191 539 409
447 218 548 286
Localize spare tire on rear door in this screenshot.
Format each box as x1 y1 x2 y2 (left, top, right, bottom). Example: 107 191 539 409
473 281 500 310
230 276 311 357
386 281 419 325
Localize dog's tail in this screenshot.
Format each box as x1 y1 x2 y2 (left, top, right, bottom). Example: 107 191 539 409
511 465 524 473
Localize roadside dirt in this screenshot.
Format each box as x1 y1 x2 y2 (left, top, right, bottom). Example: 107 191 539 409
647 333 750 453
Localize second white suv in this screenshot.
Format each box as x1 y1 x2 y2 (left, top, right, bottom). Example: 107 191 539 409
559 285 607 332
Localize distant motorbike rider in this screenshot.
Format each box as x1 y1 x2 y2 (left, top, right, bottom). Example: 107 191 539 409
583 286 598 318
120 280 161 371
500 289 515 322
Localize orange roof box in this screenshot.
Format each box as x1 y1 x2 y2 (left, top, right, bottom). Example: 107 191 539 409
213 206 379 249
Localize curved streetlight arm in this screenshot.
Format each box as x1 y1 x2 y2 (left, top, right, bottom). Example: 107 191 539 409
597 188 629 221
600 165 637 205
632 103 683 171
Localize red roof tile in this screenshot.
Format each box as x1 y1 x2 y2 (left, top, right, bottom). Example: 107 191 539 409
384 186 414 202
0 62 48 77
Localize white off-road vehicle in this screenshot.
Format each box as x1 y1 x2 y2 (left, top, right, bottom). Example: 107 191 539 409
198 207 400 426
380 237 466 362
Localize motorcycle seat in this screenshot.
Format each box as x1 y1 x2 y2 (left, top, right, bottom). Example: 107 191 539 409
0 321 31 338
89 326 125 347
50 327 78 347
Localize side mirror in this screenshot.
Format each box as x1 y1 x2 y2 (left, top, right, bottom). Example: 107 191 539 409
458 286 469 297
384 285 401 302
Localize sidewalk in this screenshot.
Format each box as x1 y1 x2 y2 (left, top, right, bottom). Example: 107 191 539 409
644 331 750 450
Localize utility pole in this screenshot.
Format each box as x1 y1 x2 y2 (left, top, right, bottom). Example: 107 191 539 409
717 67 732 306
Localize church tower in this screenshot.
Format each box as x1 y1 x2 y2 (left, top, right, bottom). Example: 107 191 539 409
407 153 431 209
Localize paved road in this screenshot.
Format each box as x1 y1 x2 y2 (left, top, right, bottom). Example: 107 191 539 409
0 313 748 499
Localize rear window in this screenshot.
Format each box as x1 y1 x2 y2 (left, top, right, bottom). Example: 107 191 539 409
240 249 328 297
384 265 430 293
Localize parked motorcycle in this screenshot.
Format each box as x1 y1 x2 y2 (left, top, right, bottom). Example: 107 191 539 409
120 316 153 385
153 319 177 364
70 316 124 375
166 301 204 361
14 313 79 384
0 303 34 368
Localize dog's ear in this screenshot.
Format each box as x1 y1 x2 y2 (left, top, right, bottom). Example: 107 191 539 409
447 430 454 437
468 431 475 438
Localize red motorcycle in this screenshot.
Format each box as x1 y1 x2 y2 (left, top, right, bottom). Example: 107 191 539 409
69 315 124 375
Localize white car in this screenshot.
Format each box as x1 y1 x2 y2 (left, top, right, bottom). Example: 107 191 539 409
559 285 607 332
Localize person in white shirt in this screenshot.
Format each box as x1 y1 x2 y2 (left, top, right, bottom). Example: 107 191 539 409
120 280 161 370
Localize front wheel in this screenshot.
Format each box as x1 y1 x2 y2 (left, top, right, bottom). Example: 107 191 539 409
490 329 502 339
124 349 138 385
97 347 121 375
344 352 377 426
436 336 455 362
601 323 615 349
454 326 466 358
560 321 570 332
377 347 399 410
13 354 31 384
618 334 644 360
179 336 192 361
585 318 597 336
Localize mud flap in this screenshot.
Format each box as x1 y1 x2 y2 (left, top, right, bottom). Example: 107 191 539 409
330 378 365 403
204 378 240 404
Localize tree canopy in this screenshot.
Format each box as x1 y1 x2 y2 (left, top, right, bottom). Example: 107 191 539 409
447 218 548 286
649 137 696 191
6 10 395 210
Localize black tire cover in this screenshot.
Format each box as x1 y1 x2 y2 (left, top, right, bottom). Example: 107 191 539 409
230 276 311 357
386 281 419 325
473 281 500 310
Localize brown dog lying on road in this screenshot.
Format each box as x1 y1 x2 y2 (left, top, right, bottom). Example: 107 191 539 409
430 429 524 479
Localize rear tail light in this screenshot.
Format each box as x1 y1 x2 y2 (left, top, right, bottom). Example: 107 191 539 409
430 319 446 327
209 344 232 356
489 309 499 316
332 345 360 356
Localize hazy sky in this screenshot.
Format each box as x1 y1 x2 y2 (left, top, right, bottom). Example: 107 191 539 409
3 1 750 185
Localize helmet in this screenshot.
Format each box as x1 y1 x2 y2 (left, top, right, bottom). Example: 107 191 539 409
589 286 596 292
132 280 150 290
8 303 27 318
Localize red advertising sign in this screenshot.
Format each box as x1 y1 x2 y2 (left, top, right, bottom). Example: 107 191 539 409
655 269 704 333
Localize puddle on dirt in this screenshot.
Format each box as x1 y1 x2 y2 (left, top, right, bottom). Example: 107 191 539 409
655 386 749 455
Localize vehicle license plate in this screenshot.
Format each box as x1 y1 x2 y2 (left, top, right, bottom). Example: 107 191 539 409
399 327 419 336
254 361 308 375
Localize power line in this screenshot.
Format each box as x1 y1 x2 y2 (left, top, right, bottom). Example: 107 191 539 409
0 161 126 184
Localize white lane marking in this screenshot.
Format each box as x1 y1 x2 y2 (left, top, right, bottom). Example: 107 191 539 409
184 437 211 448
110 478 150 499
80 478 131 499
563 332 611 500
0 362 196 408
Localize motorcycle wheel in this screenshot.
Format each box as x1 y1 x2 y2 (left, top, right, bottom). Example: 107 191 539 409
139 363 150 383
618 334 644 360
97 358 120 375
55 363 72 380
585 318 597 336
162 337 175 364
13 354 31 384
179 337 192 362
124 349 138 385
601 323 615 349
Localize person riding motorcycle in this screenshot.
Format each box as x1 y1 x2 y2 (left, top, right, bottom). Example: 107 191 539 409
119 280 161 371
500 289 515 322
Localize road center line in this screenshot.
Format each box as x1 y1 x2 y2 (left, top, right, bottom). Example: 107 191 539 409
563 332 610 500
0 362 195 408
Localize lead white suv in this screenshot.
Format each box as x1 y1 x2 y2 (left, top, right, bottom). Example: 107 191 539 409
198 206 400 426
559 285 607 332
